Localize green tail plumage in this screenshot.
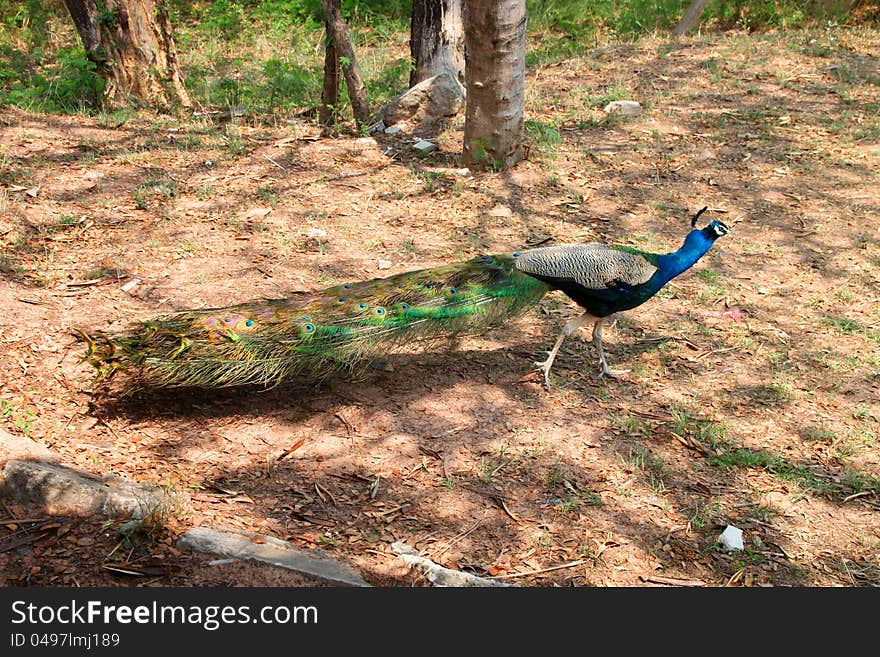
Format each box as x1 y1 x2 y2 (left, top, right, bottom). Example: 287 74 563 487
77 254 550 389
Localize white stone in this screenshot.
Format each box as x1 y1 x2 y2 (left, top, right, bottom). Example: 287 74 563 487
717 525 744 552
603 100 643 116
120 278 141 293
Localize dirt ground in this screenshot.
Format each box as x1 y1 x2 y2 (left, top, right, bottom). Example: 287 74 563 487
1 29 878 587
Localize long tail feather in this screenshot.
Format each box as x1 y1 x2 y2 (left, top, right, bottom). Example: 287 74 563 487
75 254 550 388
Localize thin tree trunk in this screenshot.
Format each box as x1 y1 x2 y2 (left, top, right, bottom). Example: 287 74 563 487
63 0 191 110
462 0 526 171
319 22 339 128
672 0 710 36
321 0 371 127
410 0 465 87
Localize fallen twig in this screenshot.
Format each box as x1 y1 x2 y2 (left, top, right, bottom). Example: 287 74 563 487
642 575 707 587
490 559 588 580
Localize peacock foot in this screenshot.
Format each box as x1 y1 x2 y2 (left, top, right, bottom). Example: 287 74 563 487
598 360 630 379
534 355 556 387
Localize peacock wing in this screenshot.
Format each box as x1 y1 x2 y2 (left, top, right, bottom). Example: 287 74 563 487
514 243 657 291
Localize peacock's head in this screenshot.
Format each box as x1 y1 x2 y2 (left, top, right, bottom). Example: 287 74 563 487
688 207 730 240
705 219 730 239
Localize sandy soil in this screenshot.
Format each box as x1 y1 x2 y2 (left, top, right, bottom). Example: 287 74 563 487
1 29 878 587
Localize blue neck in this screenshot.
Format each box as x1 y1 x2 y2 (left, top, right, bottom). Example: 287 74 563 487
655 228 717 285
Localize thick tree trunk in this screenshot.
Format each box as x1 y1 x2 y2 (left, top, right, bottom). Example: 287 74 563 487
63 0 191 110
462 0 526 171
672 0 710 36
321 0 371 128
410 0 465 87
319 22 339 128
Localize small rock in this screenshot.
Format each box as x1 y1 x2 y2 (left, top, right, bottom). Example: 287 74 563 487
244 207 272 219
487 205 513 218
377 259 392 270
603 100 642 117
306 228 327 238
384 124 404 135
120 278 141 294
717 525 744 552
412 139 437 154
759 491 789 512
456 168 471 176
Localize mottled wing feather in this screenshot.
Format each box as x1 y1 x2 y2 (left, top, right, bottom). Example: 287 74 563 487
514 244 657 289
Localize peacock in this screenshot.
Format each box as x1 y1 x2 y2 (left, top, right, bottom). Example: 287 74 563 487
76 207 729 389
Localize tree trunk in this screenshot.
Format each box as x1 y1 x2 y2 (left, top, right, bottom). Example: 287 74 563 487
462 0 526 171
63 0 191 110
319 21 339 128
321 0 371 128
410 0 465 87
672 0 710 36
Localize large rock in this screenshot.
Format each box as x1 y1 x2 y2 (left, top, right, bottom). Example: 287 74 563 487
0 427 56 467
0 459 184 519
380 71 465 135
178 526 369 587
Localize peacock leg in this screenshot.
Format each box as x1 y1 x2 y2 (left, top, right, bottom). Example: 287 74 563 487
535 312 593 386
593 317 630 378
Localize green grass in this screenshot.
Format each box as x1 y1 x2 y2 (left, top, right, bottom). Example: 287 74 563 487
1 399 36 435
524 118 563 161
609 412 648 436
706 443 880 500
822 315 880 345
618 446 668 494
671 406 727 448
742 382 796 406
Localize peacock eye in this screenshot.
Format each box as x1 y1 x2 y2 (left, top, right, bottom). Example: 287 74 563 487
359 303 367 309
339 296 347 302
449 287 457 294
245 319 254 327
375 307 385 315
401 303 409 310
343 284 351 289
303 323 315 333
